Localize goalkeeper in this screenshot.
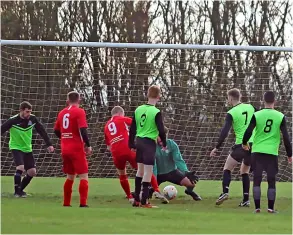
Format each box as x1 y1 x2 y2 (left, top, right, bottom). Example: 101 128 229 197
1 101 54 197
152 127 202 201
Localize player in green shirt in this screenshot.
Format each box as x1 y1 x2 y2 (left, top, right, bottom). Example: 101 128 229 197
1 101 54 197
129 85 167 208
152 127 202 201
210 88 257 206
243 91 292 213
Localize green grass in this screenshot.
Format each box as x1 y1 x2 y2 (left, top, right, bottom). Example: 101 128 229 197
1 176 292 234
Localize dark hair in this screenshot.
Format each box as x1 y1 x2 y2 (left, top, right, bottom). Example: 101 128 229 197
227 88 241 101
67 91 80 103
20 101 32 110
264 91 275 104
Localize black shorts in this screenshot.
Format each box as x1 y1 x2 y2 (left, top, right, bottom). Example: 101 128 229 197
12 150 36 170
136 137 156 165
252 153 278 178
157 169 186 186
230 144 251 166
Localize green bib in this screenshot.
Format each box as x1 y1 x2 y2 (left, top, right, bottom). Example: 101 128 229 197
252 109 284 156
135 104 160 140
10 125 35 153
227 103 255 144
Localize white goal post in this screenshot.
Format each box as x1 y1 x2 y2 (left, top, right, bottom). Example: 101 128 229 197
1 40 292 181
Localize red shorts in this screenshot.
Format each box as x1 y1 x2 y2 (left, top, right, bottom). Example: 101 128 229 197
62 151 88 175
112 150 137 170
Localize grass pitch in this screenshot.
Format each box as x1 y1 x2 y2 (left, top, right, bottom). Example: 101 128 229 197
1 176 292 234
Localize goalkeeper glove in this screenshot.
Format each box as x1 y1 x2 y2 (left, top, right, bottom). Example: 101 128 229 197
185 171 199 184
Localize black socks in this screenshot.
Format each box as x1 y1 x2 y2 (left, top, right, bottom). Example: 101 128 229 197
222 169 231 194
242 173 250 201
20 175 33 192
14 170 23 193
141 182 151 205
253 186 261 209
134 176 142 202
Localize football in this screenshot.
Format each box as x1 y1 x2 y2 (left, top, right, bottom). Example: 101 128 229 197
163 185 178 200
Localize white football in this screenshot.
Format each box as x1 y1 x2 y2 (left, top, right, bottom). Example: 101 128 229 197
163 185 178 200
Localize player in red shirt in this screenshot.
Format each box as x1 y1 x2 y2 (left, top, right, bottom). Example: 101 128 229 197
54 91 92 207
104 106 168 204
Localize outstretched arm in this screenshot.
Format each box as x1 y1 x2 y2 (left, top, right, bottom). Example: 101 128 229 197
215 113 233 149
35 118 53 147
242 115 256 145
1 119 13 135
280 117 292 158
210 113 233 156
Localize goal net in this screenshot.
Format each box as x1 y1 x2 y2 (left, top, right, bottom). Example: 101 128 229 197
1 42 292 181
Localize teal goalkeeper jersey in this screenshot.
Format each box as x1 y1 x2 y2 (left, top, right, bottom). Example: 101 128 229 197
153 139 188 176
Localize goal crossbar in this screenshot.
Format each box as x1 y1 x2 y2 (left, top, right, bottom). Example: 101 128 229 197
1 40 292 52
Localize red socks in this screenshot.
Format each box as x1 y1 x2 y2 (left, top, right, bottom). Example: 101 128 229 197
119 175 132 198
64 178 89 206
79 179 89 206
63 179 74 206
151 174 160 192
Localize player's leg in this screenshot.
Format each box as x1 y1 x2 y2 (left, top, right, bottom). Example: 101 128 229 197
11 150 25 197
129 150 164 201
150 174 160 193
156 174 165 186
133 146 144 205
114 155 132 198
216 154 238 205
239 149 251 207
149 174 168 203
252 153 264 212
141 152 168 203
62 154 76 207
184 185 202 201
234 146 251 206
266 155 278 213
133 162 144 205
151 174 169 204
118 170 134 203
168 170 202 201
140 139 157 207
127 152 138 199
78 173 89 207
129 151 160 193
75 154 89 207
141 164 154 206
148 182 169 204
239 158 251 207
115 161 133 202
64 174 76 207
19 152 37 197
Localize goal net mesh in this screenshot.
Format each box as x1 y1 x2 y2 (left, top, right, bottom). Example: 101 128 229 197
1 44 292 181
